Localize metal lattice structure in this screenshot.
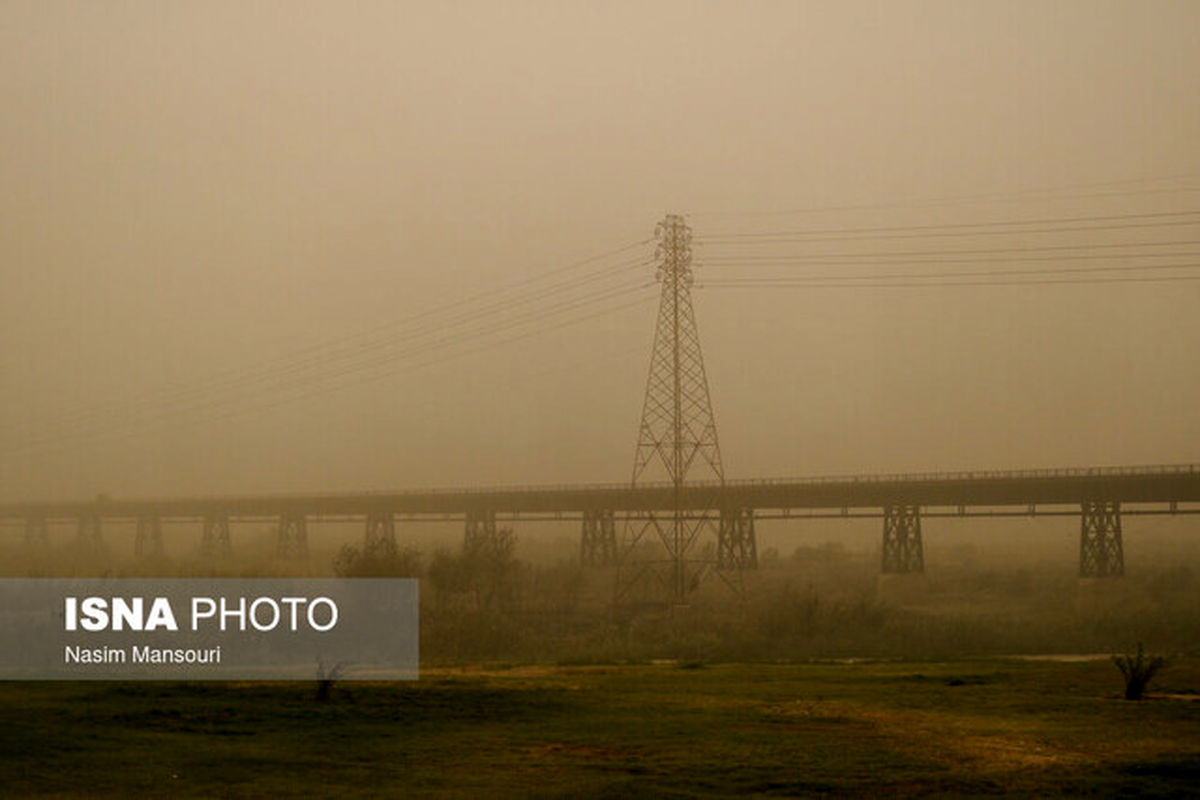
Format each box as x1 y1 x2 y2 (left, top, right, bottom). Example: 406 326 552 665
464 510 515 562
24 516 48 548
1080 500 1124 577
881 504 924 574
365 511 397 554
630 215 724 487
581 509 617 566
277 512 308 559
201 513 231 557
621 214 743 603
464 509 497 552
718 507 757 569
76 513 102 551
135 514 163 557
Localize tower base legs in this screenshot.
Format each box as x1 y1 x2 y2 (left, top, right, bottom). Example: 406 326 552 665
135 514 163 558
277 512 308 559
366 511 396 555
717 507 757 569
201 514 231 557
581 509 617 566
1080 500 1123 578
881 504 924 574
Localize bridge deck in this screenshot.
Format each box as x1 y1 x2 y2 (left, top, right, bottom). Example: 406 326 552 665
3 464 1198 521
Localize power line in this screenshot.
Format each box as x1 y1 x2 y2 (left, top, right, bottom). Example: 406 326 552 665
118 293 657 444
118 254 651 413
696 239 1200 263
694 209 1200 244
699 249 1200 263
10 194 1200 466
695 261 1200 284
699 273 1200 290
1 245 654 445
4 278 654 452
697 251 1200 267
5 283 659 457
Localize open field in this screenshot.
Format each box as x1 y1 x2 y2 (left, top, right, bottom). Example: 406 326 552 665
2 522 1197 796
2 657 1198 798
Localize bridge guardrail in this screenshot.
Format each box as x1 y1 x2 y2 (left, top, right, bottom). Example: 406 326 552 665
85 462 1199 507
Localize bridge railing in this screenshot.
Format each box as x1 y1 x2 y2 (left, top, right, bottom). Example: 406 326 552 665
102 462 1199 506
722 462 1200 488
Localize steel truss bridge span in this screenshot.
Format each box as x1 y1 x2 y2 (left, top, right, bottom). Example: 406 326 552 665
4 463 1199 519
3 463 1198 578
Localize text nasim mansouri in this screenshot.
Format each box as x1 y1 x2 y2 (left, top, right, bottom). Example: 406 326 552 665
64 645 223 665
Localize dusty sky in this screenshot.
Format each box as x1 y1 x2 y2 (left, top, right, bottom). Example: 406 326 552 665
2 1 1199 501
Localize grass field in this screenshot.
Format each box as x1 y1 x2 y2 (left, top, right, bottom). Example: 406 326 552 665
2 657 1198 798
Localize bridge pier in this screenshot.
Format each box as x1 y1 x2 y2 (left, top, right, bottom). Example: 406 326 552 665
1080 500 1123 578
717 507 758 569
365 511 396 553
881 504 924 574
580 509 617 566
277 512 308 559
24 516 48 548
76 513 102 550
201 513 231 557
134 514 163 557
464 509 497 552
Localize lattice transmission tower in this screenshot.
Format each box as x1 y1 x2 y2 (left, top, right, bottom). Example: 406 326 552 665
620 214 740 604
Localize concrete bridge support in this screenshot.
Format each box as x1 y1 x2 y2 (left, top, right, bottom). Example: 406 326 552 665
201 513 231 557
134 514 163 557
881 504 924 574
277 512 308 559
365 511 396 553
717 507 758 569
24 516 48 548
1080 500 1123 578
580 509 617 566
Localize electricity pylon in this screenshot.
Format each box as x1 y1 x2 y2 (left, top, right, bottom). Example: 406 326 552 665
620 214 727 604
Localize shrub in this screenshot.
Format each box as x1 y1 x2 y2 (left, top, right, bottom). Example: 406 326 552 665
1113 642 1168 700
333 540 422 578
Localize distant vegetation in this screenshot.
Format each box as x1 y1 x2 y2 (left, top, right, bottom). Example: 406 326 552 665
4 527 1198 665
333 539 422 578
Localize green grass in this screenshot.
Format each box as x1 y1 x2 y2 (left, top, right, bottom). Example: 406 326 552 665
2 658 1198 797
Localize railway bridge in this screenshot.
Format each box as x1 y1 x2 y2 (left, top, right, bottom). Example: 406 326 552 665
4 463 1198 579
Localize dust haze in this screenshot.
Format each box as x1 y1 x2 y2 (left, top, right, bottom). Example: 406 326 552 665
3 0 1198 627
2 1 1197 503
2 5 1200 795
